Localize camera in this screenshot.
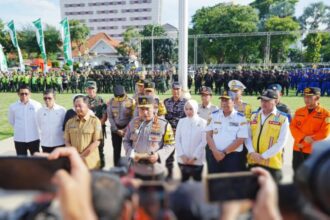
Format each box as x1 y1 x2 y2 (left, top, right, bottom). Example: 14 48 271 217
295 139 330 216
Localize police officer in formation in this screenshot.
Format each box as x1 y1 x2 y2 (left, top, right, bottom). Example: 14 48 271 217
107 85 135 166
85 81 107 168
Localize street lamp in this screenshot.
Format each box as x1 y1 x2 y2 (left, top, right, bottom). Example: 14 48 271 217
151 25 155 72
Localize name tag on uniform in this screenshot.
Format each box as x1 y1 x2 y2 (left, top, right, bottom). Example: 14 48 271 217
214 121 222 124
149 135 162 142
269 121 281 125
229 122 239 127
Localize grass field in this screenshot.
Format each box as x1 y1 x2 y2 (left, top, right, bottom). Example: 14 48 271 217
0 90 329 140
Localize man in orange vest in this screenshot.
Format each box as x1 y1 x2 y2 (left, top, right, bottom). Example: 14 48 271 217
290 87 330 171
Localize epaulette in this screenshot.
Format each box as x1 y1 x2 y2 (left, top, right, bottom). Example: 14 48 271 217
277 110 287 117
237 112 244 117
212 109 219 114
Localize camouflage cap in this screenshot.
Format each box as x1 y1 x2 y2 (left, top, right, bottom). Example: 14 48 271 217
85 81 97 89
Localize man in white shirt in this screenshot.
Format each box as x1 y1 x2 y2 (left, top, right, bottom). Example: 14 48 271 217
37 89 66 153
245 89 289 182
206 90 249 174
8 85 42 155
197 86 218 120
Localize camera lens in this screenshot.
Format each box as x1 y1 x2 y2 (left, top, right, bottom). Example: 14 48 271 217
314 154 330 215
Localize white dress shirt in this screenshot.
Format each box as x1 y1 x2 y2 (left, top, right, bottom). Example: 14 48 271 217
37 104 66 147
206 109 249 152
245 108 290 159
197 103 218 120
175 116 207 165
8 99 42 142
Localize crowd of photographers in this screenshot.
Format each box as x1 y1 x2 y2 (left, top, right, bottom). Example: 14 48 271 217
4 72 330 219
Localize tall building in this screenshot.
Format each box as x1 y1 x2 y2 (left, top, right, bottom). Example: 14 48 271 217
60 0 162 39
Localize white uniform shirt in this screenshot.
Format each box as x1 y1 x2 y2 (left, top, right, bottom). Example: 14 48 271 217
206 109 248 152
8 99 42 142
197 103 218 120
37 104 66 147
175 116 207 165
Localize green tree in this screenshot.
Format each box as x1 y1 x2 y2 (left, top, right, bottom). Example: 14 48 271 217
44 25 62 56
299 2 329 30
0 19 15 54
191 3 260 64
117 27 141 58
299 2 330 63
268 1 296 18
320 33 330 62
250 0 298 20
264 16 300 62
18 25 39 58
303 33 322 62
69 20 90 52
140 25 176 65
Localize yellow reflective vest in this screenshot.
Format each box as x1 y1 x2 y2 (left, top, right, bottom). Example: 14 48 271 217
248 111 287 170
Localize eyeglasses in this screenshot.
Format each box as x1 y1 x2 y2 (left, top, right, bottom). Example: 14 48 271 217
43 97 53 100
19 93 29 96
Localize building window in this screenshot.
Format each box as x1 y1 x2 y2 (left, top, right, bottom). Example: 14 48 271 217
96 10 118 14
64 3 85 7
130 0 152 4
122 25 145 29
88 1 126 6
110 34 123 38
89 18 126 22
130 16 152 21
122 8 152 13
97 26 118 30
65 11 93 15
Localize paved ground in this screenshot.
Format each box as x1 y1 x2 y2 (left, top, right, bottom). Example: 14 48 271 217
0 121 294 211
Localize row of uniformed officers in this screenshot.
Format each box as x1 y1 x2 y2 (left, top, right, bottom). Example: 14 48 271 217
9 78 330 182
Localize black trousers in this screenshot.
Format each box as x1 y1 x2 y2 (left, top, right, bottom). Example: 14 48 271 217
293 150 310 172
41 145 65 153
14 140 40 156
135 173 165 181
166 150 175 178
178 163 203 182
111 131 123 167
248 165 282 183
206 147 247 174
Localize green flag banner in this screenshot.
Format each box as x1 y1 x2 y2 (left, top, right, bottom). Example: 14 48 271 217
32 18 47 72
7 20 25 72
60 17 73 68
0 44 8 72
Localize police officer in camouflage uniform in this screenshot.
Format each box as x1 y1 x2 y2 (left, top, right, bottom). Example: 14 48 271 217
164 82 188 180
123 95 175 180
85 81 107 168
107 85 135 166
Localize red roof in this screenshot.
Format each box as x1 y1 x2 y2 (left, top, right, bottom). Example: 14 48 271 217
72 32 120 57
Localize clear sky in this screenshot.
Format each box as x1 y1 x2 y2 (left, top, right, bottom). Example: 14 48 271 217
0 0 327 29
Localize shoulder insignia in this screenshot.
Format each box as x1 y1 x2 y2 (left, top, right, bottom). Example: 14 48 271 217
212 109 219 114
237 112 245 117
